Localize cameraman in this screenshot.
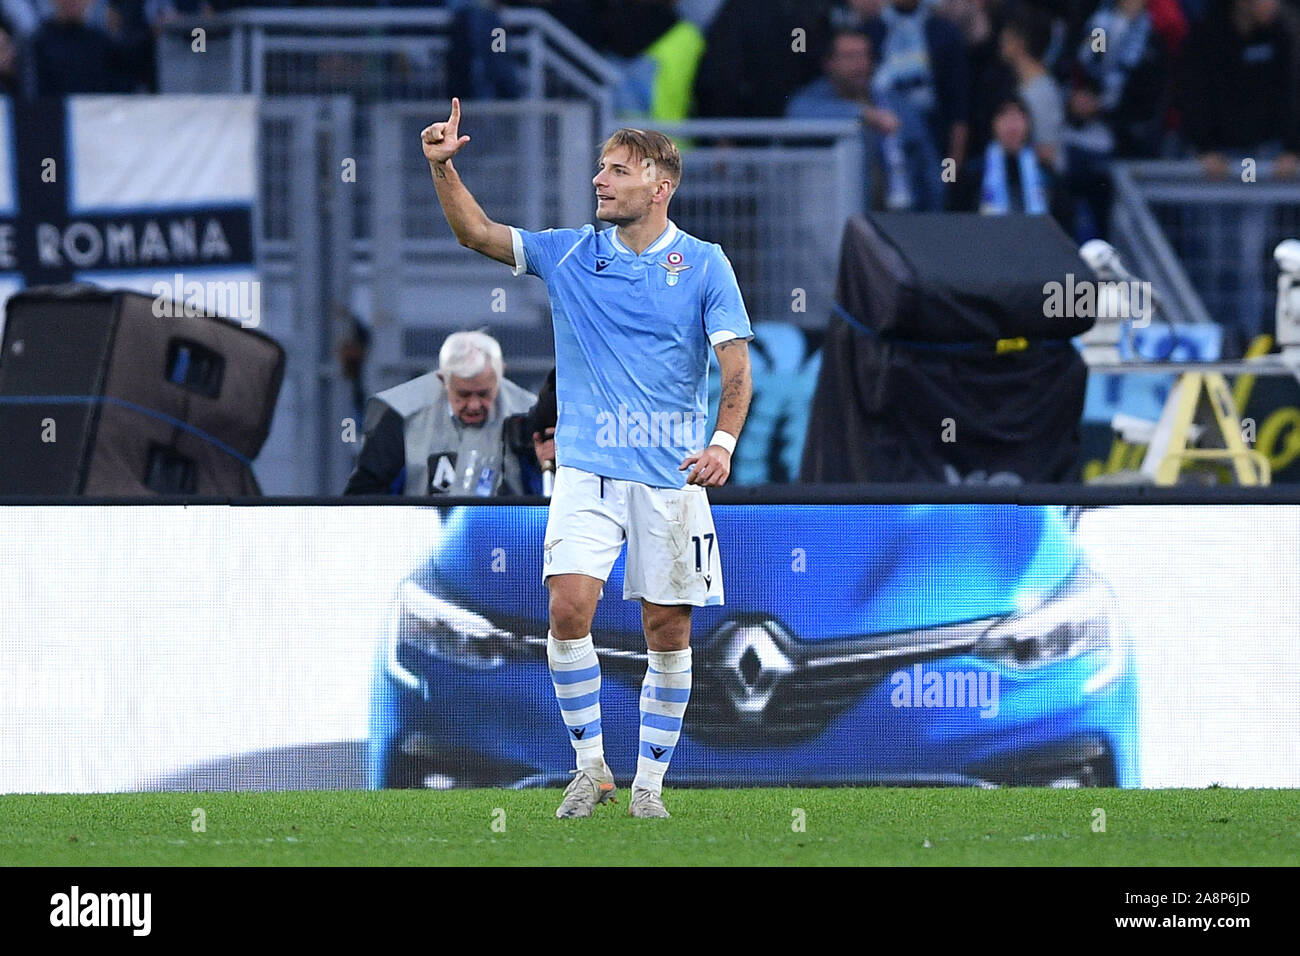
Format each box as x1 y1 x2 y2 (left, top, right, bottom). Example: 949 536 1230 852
505 366 557 496
343 331 537 496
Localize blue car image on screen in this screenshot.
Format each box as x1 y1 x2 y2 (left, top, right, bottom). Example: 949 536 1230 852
369 504 1139 789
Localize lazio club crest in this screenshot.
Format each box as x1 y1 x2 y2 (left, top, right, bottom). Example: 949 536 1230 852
658 251 691 286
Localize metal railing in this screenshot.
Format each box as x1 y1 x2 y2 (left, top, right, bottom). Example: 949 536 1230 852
162 7 619 250
160 8 619 136
1111 159 1300 354
255 96 355 497
366 99 594 393
1109 161 1214 328
636 119 865 329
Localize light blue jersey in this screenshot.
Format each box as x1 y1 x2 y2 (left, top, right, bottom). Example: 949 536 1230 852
509 220 752 488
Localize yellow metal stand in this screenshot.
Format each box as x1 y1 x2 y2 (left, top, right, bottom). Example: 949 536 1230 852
1143 372 1271 485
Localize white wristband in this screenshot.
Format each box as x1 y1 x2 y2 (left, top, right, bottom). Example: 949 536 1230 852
709 430 737 455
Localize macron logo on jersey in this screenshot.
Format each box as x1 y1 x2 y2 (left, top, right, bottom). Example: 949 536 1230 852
596 258 611 272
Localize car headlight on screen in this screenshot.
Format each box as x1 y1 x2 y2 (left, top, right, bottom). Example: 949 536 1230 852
386 579 510 683
973 566 1125 693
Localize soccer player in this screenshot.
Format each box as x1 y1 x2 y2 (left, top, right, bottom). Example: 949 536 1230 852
422 99 752 819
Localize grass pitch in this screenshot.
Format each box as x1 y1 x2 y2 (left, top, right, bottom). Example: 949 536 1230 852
2 788 1296 866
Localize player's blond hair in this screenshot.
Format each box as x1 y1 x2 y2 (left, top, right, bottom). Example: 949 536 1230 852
599 128 682 190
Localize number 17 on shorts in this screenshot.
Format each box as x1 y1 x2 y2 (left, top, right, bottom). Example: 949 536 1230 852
636 486 723 607
621 483 723 607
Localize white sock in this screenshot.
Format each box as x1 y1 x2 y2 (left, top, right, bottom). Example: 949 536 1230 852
547 633 605 771
632 648 692 794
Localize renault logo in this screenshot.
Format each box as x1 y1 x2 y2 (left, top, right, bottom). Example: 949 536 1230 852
709 619 794 721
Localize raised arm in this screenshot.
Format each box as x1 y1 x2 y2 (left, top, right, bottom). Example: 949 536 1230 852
421 98 516 266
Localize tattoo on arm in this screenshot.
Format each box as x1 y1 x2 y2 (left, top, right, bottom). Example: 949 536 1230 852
431 162 448 180
715 340 752 437
720 371 750 415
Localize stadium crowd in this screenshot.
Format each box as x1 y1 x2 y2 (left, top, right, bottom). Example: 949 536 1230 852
3 0 1295 234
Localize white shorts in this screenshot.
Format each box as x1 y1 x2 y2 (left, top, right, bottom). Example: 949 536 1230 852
543 465 723 606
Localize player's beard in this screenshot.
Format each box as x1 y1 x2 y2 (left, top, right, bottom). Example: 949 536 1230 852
596 193 652 228
595 203 631 226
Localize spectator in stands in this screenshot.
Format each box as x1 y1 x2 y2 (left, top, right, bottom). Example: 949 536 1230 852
1141 0 1189 146
1182 0 1299 178
1143 0 1188 59
27 0 136 95
1180 0 1298 355
1059 72 1115 238
500 1 606 52
106 1 156 91
343 330 538 496
786 27 943 209
865 0 972 169
692 0 831 117
0 12 18 96
5 0 120 38
0 1 43 41
946 0 1014 159
951 95 1059 215
604 1 708 120
1074 0 1169 157
505 365 558 496
1000 3 1065 170
447 0 521 99
830 0 885 30
145 2 221 36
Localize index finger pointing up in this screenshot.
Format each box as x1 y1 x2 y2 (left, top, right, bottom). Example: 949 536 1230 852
449 97 461 129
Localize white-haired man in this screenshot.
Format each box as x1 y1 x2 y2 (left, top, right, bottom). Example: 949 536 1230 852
344 330 537 495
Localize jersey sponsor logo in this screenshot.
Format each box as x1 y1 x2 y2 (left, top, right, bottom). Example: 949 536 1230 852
428 453 458 493
658 251 691 286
